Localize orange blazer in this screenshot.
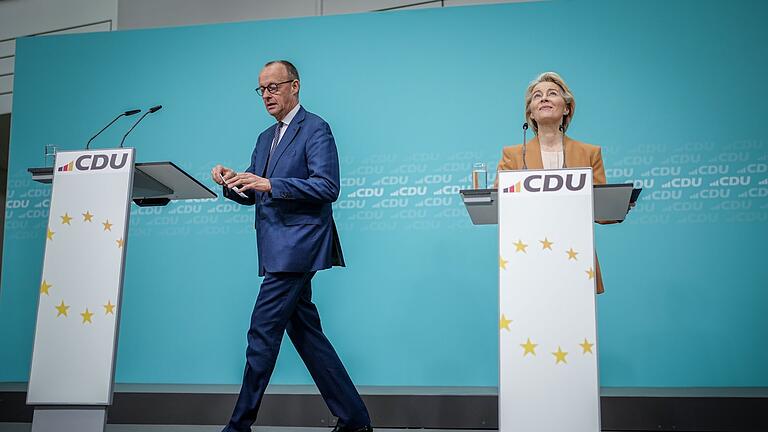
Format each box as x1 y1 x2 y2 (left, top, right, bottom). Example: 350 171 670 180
495 135 607 294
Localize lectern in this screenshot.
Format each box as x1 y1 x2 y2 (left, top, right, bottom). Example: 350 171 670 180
26 149 216 432
461 169 634 432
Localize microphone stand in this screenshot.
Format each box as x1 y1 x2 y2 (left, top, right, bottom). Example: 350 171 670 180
120 105 162 148
522 122 529 169
86 109 141 150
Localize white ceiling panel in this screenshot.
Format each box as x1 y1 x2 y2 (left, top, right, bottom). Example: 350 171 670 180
445 0 538 5
0 93 11 115
0 57 14 76
0 75 13 95
118 0 318 30
322 0 440 15
43 20 113 36
0 39 15 58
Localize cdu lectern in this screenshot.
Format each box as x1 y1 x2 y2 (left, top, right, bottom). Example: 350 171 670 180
460 169 635 432
26 149 216 432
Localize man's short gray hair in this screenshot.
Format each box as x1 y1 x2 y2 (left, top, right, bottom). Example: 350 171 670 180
265 60 300 81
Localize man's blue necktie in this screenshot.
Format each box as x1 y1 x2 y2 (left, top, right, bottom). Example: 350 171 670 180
263 121 283 177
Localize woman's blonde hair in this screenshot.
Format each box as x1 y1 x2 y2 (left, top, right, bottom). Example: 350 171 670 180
524 72 576 134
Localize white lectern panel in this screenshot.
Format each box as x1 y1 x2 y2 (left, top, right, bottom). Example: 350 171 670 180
498 168 600 432
28 149 134 405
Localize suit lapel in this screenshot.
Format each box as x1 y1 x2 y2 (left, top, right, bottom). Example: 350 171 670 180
525 136 544 169
563 135 572 168
256 132 272 177
267 107 305 177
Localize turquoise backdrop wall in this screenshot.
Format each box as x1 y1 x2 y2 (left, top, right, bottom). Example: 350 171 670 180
2 0 767 387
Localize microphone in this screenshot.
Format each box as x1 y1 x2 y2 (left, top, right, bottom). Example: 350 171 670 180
521 122 529 170
120 105 163 148
86 109 142 149
560 118 568 168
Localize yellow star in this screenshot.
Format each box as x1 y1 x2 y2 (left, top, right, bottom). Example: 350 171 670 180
47 228 55 240
566 248 579 260
513 239 528 253
82 211 94 222
540 237 554 250
580 338 594 354
40 280 52 295
60 213 73 225
520 338 538 356
55 300 70 317
81 308 94 324
586 267 595 279
552 346 568 364
116 238 124 248
499 256 508 270
102 220 113 231
499 314 512 331
104 301 116 315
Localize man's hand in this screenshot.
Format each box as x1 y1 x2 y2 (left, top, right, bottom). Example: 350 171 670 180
226 172 272 192
211 164 236 185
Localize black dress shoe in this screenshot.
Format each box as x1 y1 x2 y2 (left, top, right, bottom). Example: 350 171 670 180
331 424 373 432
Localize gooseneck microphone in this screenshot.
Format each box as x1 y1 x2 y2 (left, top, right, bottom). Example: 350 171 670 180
560 121 568 168
86 109 142 149
521 122 529 170
119 105 163 148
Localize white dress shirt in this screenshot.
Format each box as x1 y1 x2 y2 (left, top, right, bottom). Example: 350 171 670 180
276 103 301 143
541 150 564 169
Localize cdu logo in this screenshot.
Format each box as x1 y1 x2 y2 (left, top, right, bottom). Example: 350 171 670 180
57 152 130 173
502 181 523 193
57 161 75 172
504 173 588 193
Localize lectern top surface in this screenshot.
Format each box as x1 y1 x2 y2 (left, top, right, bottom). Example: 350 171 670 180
134 161 217 200
27 162 217 201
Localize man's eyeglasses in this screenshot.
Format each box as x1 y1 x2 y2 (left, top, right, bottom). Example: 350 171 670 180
255 80 294 96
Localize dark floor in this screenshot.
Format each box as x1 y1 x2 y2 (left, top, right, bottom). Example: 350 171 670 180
0 426 652 432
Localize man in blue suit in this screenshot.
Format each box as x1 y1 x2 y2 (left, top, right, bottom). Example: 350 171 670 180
211 60 372 432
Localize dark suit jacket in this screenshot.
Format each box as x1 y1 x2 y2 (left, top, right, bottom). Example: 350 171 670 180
224 106 345 276
495 135 607 294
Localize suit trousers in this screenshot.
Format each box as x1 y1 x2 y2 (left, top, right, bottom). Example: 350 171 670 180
223 271 370 432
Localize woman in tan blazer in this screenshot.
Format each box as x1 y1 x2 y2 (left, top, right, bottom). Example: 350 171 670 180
495 72 607 294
